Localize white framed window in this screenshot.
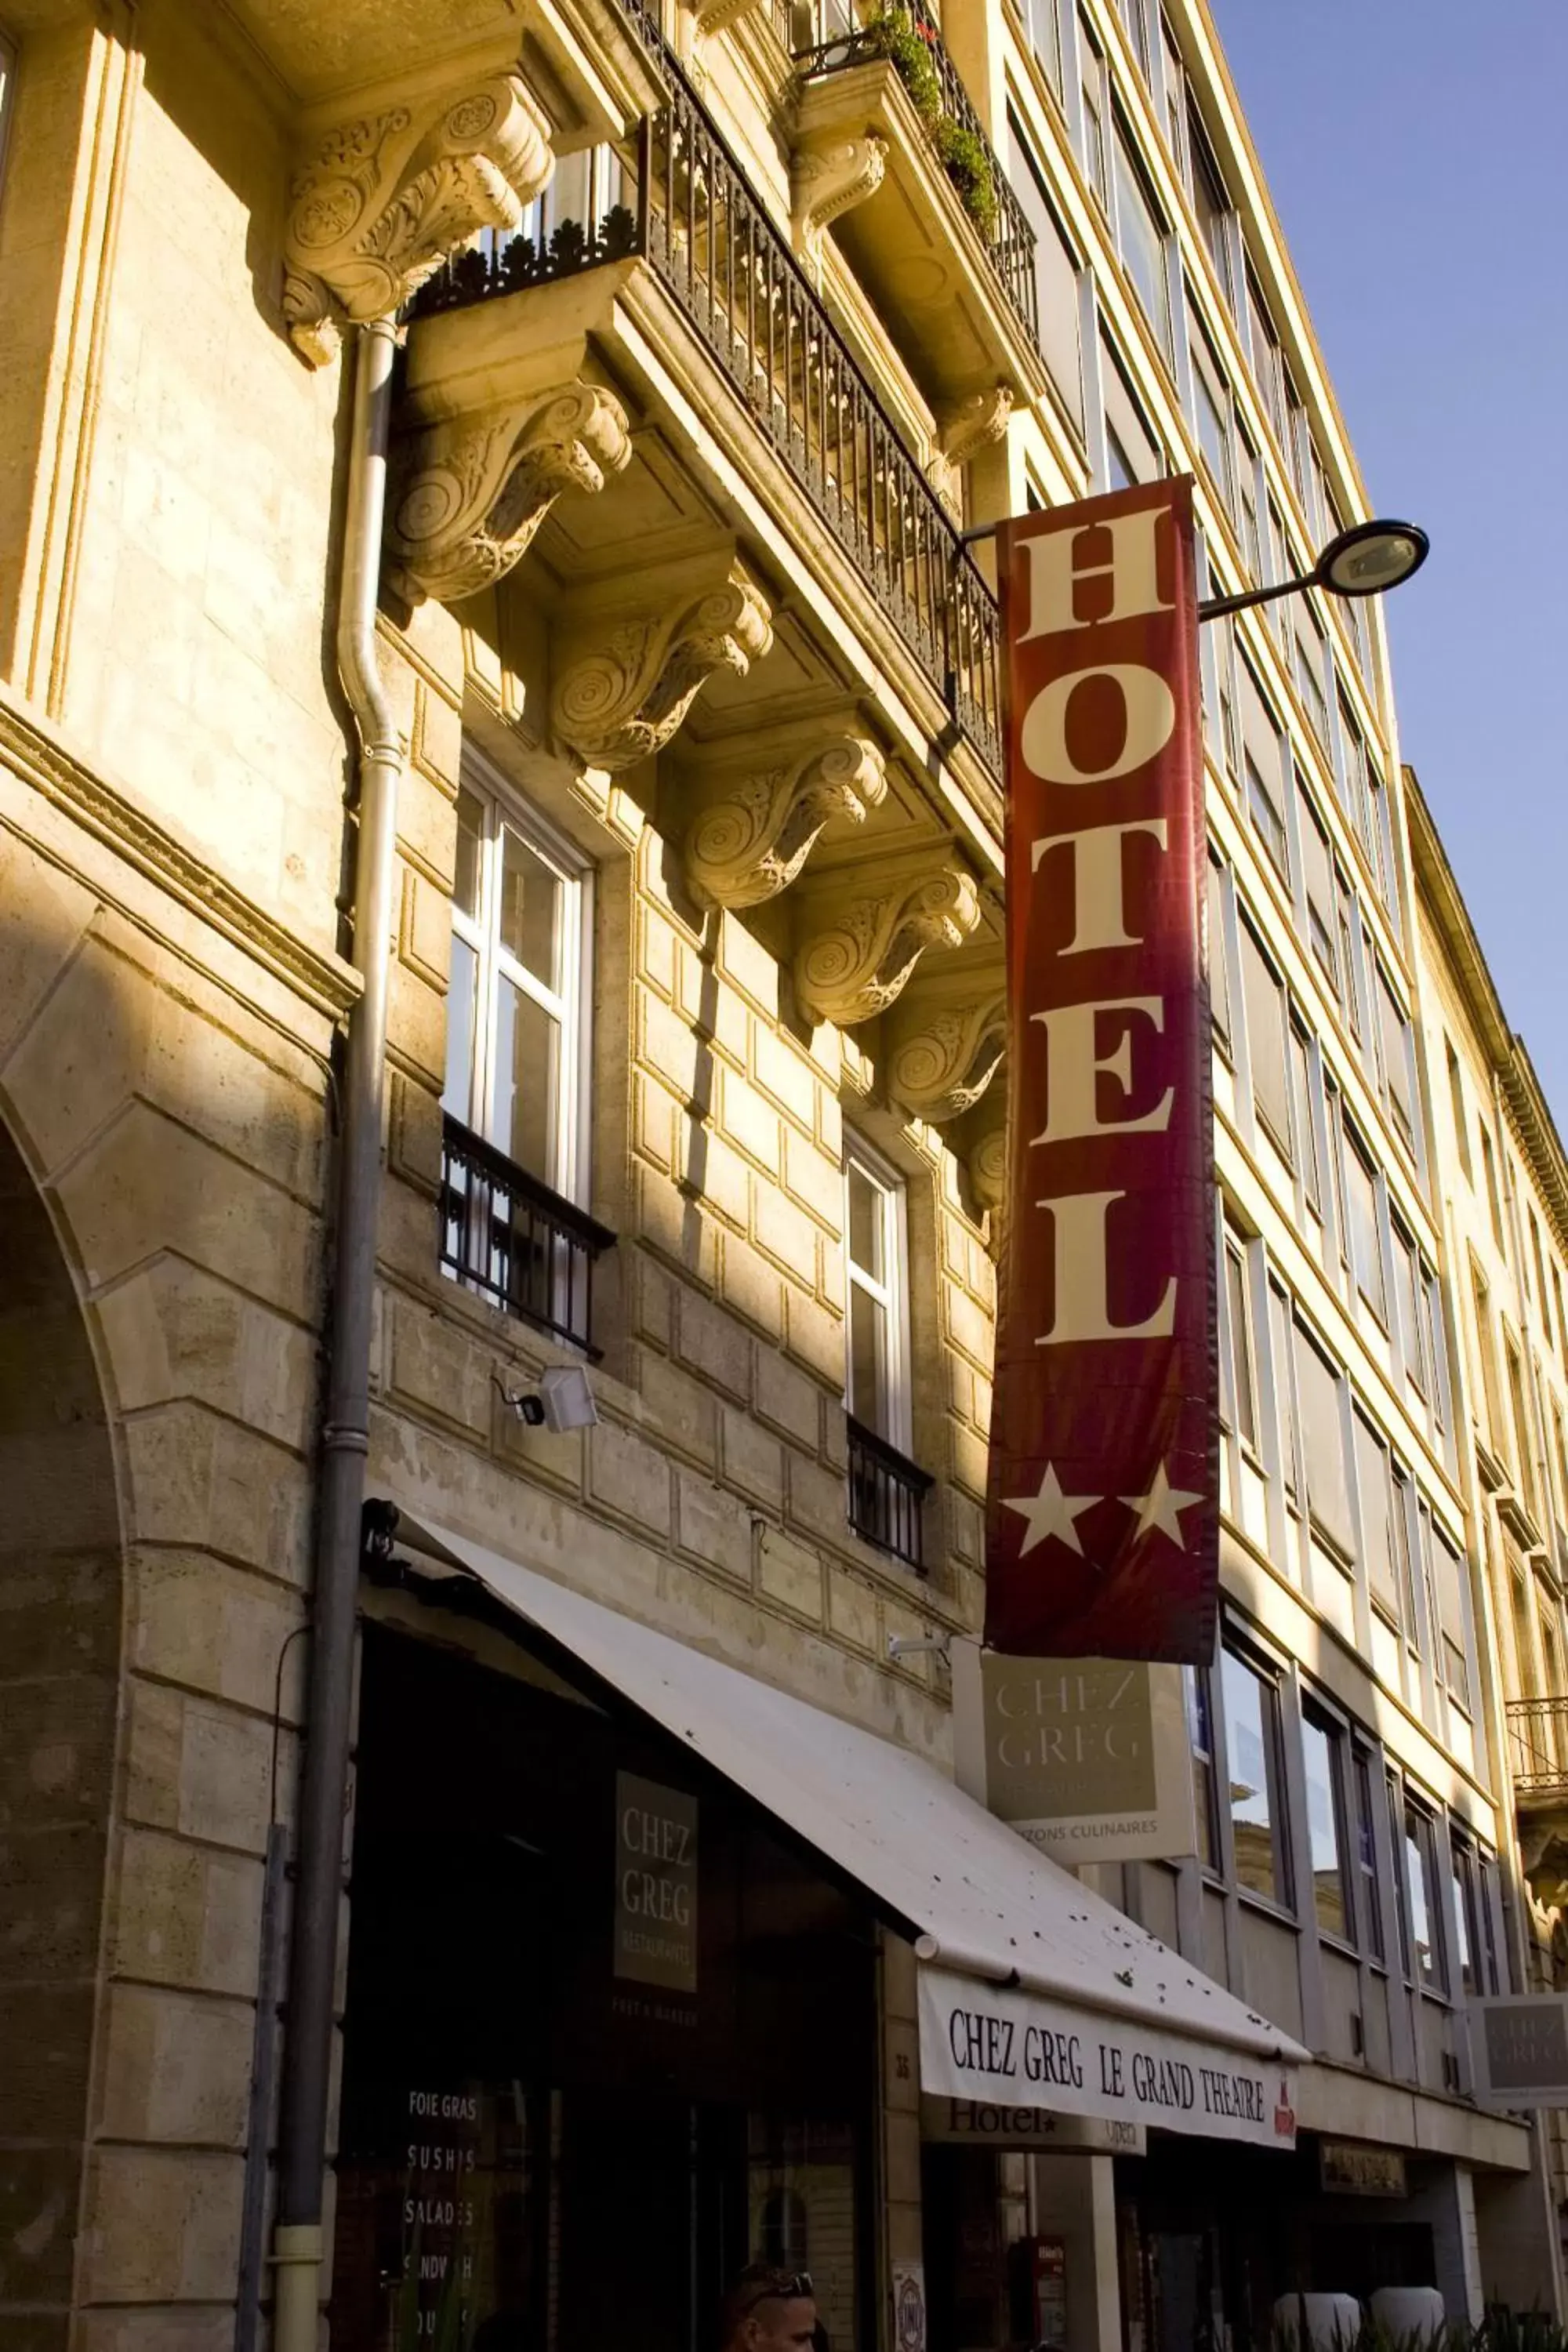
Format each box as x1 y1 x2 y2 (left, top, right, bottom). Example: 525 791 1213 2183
443 757 592 1205
843 1137 912 1453
1111 121 1172 359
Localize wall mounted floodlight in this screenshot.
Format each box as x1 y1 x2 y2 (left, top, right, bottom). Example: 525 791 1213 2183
493 1363 600 1432
1199 516 1428 622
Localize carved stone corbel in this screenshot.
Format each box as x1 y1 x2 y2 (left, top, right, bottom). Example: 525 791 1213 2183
694 0 768 30
386 381 632 607
552 559 775 772
968 1103 1007 1242
888 989 1007 1123
792 132 888 251
684 734 887 909
283 71 554 366
929 385 1013 515
793 865 980 1029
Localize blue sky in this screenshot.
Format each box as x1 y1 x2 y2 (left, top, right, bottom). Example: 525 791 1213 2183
1208 0 1568 1130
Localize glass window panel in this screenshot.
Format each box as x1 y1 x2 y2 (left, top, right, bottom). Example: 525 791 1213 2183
847 1163 884 1283
1187 111 1233 307
1221 1648 1287 1904
1299 802 1337 988
1392 1468 1419 1640
1355 1413 1398 1622
499 827 564 990
1080 22 1108 201
1450 1843 1476 1996
1301 1715 1348 1939
1240 924 1290 1150
1354 1754 1383 1960
1026 0 1064 89
1403 1806 1443 1991
1225 1247 1256 1447
1393 1227 1425 1393
1294 608 1330 743
1011 127 1083 425
1289 1027 1320 1209
1112 127 1171 354
1187 1667 1218 1871
1191 335 1233 512
1102 337 1161 484
1377 974 1416 1152
1444 1040 1472 1182
1297 1327 1354 1558
443 931 479 1124
1247 269 1286 443
455 786 485 920
1207 857 1232 1047
495 978 561 1181
848 1282 886 1432
1345 1134 1385 1319
1432 1526 1472 1709
1270 1285 1299 1501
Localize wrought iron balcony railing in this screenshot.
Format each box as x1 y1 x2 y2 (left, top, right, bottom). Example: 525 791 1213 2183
409 27 1003 779
1506 1696 1568 1803
847 1414 933 1572
440 1116 615 1356
792 13 1040 353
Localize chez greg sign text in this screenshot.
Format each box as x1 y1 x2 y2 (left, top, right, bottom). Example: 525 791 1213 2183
985 480 1217 1664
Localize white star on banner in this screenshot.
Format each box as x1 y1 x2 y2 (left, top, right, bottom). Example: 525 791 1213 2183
1119 1461 1204 1548
1003 1464 1100 1556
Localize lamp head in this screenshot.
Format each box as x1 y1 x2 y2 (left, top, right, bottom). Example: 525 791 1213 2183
1315 517 1428 601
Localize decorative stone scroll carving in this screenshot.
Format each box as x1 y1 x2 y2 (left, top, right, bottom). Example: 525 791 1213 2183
552 562 775 773
792 133 888 250
283 71 554 366
888 990 1007 1123
967 1098 1007 1232
793 866 980 1029
685 734 887 909
929 385 1013 514
386 381 632 608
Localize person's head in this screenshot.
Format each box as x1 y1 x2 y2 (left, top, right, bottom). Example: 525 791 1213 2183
718 2266 818 2352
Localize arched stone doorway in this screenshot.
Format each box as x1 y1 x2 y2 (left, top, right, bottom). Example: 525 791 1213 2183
0 1115 123 2347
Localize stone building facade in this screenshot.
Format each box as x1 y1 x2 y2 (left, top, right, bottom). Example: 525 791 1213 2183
0 0 1563 2347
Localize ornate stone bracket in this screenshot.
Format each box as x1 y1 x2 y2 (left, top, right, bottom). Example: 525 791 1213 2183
793 865 980 1029
552 559 774 772
929 385 1013 516
386 380 632 608
684 734 887 909
792 132 889 252
283 71 554 366
694 0 769 30
888 989 1007 1123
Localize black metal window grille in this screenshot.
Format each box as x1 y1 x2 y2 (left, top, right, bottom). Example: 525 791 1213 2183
440 1116 615 1356
847 1413 933 1572
408 20 1003 780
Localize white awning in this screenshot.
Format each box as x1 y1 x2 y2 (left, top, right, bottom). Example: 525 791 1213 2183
390 1511 1308 2147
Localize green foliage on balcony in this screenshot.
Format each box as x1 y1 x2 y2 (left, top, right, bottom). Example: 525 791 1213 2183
864 2 1000 238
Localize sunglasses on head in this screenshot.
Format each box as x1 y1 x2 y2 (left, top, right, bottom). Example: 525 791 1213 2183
742 2272 814 2311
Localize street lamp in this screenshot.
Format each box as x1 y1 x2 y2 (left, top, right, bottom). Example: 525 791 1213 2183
1198 517 1428 622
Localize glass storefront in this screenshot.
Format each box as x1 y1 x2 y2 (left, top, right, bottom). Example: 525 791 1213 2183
329 1623 877 2351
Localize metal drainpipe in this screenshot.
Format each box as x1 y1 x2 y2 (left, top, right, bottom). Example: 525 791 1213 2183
270 311 405 2352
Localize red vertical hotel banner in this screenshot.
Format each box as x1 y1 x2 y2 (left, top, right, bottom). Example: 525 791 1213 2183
983 478 1218 1665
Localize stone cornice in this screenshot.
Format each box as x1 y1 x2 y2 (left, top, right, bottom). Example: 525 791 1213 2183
0 688 360 1023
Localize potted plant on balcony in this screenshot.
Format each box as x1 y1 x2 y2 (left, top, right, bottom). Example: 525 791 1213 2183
862 3 1000 239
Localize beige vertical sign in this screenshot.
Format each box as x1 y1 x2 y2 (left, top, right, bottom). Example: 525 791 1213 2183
614 1773 699 1992
952 1642 1196 1864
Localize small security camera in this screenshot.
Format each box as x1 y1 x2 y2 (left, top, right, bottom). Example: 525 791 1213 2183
500 1363 600 1432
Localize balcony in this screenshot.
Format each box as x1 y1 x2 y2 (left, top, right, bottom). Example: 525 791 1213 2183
407 27 1004 779
1507 1697 1568 1910
440 1117 615 1356
792 11 1044 407
847 1414 933 1572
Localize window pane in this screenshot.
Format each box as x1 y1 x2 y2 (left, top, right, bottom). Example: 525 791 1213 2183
847 1163 884 1283
1393 1229 1425 1393
1113 129 1171 354
1187 1668 1218 1871
1355 1755 1383 1961
1221 1649 1285 1903
495 978 561 1181
1240 924 1290 1149
1289 1029 1320 1208
443 931 479 1124
1355 1414 1398 1622
1403 1806 1442 1991
499 827 564 991
1377 974 1416 1151
1301 1717 1348 1939
455 787 485 920
1296 1328 1354 1557
1012 126 1083 423
1450 1845 1475 1995
848 1282 887 1432
1207 858 1232 1047
1345 1136 1385 1319
1225 1248 1256 1446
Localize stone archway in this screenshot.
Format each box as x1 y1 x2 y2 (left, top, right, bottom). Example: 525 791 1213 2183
0 1115 123 2349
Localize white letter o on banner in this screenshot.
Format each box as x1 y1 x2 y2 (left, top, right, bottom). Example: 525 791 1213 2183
1021 662 1176 786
